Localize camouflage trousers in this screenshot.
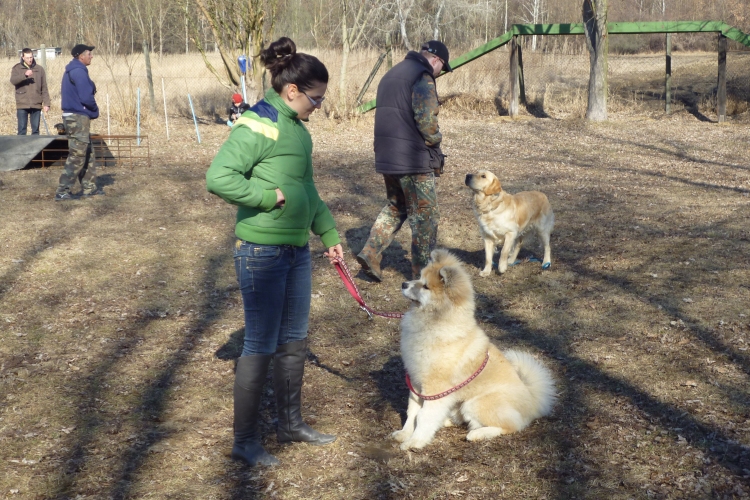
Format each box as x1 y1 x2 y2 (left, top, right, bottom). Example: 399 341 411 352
360 173 439 277
56 114 97 195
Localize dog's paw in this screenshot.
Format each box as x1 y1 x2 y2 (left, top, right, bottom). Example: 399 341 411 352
400 437 429 451
479 268 492 278
467 426 505 441
390 429 411 443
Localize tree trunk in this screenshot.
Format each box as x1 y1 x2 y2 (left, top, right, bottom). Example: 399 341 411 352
583 0 608 121
142 40 156 112
339 2 350 107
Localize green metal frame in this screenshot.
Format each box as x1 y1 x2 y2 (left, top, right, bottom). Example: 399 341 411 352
356 21 750 113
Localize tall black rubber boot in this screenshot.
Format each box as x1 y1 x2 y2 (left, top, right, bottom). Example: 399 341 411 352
274 339 337 445
231 354 280 466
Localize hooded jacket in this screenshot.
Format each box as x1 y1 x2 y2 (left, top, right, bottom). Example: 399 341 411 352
10 56 50 110
61 58 99 119
206 88 340 249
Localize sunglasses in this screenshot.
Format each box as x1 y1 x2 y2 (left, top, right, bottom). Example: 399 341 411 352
300 90 326 107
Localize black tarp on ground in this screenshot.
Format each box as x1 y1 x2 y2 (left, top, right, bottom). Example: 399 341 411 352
0 135 68 171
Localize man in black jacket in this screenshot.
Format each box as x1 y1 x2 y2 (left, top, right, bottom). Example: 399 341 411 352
357 40 451 281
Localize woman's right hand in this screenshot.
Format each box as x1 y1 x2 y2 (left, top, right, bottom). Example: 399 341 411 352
275 188 285 206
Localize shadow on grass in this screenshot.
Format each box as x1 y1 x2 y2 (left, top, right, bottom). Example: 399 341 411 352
44 226 271 499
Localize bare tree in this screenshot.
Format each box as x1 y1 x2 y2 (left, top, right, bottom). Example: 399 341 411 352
397 0 415 50
193 0 278 94
583 0 608 121
520 0 546 50
338 0 378 108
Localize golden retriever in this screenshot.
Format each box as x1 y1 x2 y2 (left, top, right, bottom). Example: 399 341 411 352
392 249 557 450
465 170 554 275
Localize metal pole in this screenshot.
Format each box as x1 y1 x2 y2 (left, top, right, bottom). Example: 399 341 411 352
137 87 141 146
41 111 51 135
162 78 170 140
188 94 201 144
107 94 111 135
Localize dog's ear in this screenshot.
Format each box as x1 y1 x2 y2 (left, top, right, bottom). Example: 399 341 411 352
485 176 503 196
430 248 450 264
439 263 473 306
439 265 456 286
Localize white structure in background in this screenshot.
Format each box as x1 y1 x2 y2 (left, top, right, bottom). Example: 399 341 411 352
17 47 62 60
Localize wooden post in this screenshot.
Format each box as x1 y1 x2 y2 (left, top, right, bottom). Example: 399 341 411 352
509 36 519 117
665 33 671 114
518 42 527 106
143 41 156 112
386 33 393 70
717 33 727 123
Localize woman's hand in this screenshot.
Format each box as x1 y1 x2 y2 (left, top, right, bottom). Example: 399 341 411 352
323 244 344 264
275 188 285 206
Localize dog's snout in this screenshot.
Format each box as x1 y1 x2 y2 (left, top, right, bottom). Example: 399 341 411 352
464 174 472 186
402 282 410 290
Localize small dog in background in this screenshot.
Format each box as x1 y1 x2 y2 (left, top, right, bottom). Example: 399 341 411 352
54 123 66 135
393 249 557 450
465 170 554 275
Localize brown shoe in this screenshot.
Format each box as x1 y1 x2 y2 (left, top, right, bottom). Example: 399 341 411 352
356 252 382 282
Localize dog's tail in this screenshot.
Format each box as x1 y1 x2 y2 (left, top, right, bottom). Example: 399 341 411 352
503 350 557 418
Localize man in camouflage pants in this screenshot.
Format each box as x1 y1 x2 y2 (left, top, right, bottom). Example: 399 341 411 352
357 41 451 281
55 44 101 201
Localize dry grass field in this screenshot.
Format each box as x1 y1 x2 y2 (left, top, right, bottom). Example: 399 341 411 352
2 64 750 499
0 100 750 499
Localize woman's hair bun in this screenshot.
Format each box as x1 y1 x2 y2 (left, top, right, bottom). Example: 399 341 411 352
260 37 297 72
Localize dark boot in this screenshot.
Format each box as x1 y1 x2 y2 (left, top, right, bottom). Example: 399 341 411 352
274 339 336 445
231 354 279 466
356 247 382 282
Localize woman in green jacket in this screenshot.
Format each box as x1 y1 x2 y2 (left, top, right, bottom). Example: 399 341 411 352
206 37 343 467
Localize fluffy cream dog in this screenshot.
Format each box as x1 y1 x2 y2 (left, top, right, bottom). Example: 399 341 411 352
465 170 554 275
392 249 557 450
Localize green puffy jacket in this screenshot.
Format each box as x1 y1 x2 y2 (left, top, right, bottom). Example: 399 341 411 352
206 89 340 249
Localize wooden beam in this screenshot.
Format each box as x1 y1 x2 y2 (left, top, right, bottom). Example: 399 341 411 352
717 34 727 122
665 33 671 114
509 37 519 117
518 42 527 106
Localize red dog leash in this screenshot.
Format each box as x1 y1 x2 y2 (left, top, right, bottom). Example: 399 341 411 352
332 256 404 320
405 351 490 400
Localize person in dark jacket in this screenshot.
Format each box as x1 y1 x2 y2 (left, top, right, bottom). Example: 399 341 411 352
54 44 101 201
356 40 451 281
227 93 250 126
10 48 50 135
206 37 343 467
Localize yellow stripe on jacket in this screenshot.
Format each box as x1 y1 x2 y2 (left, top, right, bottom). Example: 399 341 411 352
233 116 279 141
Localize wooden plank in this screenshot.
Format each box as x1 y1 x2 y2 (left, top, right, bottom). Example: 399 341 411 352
509 37 519 117
518 42 527 106
717 34 727 123
665 33 671 115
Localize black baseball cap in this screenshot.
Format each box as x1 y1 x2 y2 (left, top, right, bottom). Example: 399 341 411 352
421 40 452 72
71 44 95 57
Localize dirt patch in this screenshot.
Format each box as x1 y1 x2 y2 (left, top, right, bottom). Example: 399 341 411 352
0 111 749 499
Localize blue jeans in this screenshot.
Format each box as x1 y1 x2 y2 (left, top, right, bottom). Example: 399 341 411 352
234 241 312 356
17 108 41 135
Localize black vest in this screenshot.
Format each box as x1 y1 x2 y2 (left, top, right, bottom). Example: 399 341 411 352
374 52 436 175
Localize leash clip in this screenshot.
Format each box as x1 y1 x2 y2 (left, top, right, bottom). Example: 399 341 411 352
360 305 374 320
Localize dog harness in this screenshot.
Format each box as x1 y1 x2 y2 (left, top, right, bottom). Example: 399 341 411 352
405 351 490 400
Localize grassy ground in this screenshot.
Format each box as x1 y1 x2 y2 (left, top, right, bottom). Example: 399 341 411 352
1 104 749 499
